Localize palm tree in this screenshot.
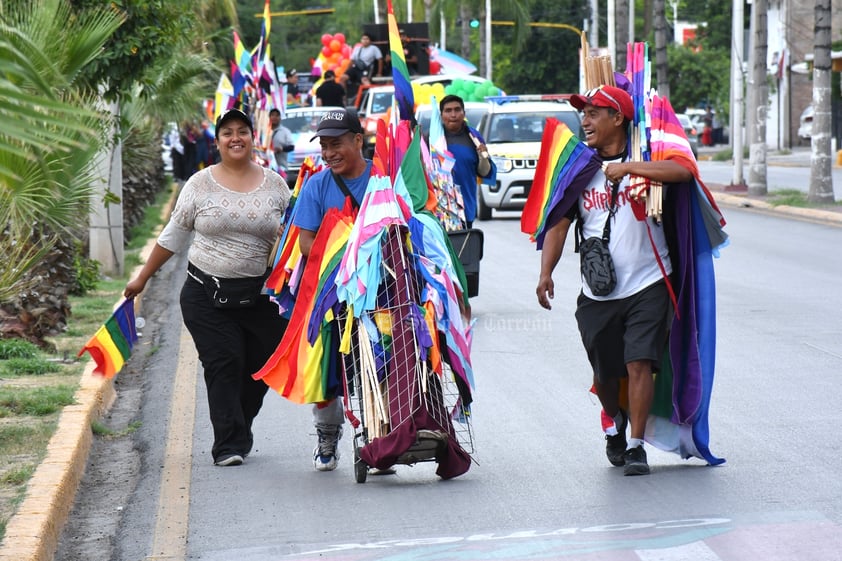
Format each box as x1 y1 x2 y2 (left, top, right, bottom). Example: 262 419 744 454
0 0 123 305
808 0 833 204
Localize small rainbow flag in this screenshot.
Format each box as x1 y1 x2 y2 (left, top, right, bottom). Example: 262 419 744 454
78 298 139 379
520 118 602 249
386 0 414 121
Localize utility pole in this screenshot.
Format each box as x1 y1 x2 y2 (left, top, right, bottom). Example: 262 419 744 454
747 0 768 195
808 0 834 204
730 0 745 189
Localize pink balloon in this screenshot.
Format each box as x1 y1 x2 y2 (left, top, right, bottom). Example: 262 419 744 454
335 33 346 44
342 44 352 57
321 34 332 47
321 45 332 57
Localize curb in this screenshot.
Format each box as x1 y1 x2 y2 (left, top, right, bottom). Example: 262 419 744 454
0 180 180 561
711 191 842 225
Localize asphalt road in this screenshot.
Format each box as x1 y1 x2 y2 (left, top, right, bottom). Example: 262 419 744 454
53 198 842 561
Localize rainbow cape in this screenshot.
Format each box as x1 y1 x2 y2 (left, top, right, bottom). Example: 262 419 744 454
253 207 354 403
78 298 138 379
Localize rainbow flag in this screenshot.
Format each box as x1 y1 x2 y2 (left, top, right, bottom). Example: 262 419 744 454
78 299 138 379
386 0 414 120
253 207 355 404
520 118 601 248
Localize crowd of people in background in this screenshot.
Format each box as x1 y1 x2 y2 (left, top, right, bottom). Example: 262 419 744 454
167 120 219 181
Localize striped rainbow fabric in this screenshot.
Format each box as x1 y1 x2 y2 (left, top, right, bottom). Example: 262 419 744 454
520 118 601 248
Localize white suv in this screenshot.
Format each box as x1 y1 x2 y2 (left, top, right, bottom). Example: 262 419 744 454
475 96 582 220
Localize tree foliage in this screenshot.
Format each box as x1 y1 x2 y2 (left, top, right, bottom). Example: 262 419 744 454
667 44 731 117
69 0 200 100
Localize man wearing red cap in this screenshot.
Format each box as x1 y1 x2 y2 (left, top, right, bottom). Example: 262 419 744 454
535 84 692 476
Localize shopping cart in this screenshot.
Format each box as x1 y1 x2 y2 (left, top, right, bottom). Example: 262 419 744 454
340 225 475 483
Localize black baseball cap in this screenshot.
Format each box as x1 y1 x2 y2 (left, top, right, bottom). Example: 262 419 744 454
215 108 253 139
311 108 363 140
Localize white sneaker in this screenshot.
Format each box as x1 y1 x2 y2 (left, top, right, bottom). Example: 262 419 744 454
313 424 343 471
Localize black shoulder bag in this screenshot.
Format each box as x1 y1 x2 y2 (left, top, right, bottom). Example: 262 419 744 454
331 172 360 210
576 180 620 296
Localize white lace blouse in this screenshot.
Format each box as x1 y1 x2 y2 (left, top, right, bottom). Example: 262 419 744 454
158 167 290 278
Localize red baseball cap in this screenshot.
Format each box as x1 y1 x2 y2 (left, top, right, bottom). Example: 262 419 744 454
570 85 634 121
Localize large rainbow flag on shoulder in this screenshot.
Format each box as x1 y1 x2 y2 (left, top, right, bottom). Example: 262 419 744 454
520 118 601 248
78 298 139 379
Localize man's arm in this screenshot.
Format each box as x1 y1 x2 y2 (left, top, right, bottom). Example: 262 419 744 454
536 217 573 310
298 229 317 258
602 160 692 185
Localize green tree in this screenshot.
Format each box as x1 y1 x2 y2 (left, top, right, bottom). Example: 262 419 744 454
667 44 731 117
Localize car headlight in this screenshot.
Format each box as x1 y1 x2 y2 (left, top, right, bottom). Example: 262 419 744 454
491 156 513 173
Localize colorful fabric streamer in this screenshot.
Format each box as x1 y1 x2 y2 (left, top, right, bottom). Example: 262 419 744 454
78 299 139 379
386 0 415 121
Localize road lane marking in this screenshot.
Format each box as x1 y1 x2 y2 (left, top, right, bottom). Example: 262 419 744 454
636 541 722 561
147 323 197 561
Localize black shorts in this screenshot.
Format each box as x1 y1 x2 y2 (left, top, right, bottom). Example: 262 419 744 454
575 280 673 383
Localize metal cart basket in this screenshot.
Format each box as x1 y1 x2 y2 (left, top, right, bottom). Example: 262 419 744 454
340 225 475 483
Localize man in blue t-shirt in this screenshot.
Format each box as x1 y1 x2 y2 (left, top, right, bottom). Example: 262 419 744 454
440 94 496 228
292 107 370 471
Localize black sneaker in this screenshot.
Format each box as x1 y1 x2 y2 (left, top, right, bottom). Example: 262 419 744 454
623 445 650 476
214 454 244 467
605 410 628 467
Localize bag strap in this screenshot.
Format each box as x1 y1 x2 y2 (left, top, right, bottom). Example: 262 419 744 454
331 172 360 209
575 179 620 252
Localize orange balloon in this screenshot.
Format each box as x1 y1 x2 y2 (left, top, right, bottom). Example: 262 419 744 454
330 39 341 52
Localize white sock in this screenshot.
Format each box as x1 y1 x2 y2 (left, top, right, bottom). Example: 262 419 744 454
628 438 644 450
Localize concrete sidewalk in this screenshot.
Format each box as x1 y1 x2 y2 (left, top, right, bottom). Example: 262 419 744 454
698 145 842 168
0 170 840 561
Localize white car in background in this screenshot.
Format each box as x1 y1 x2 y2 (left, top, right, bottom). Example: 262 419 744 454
414 101 490 138
798 104 813 143
474 95 583 221
280 106 344 183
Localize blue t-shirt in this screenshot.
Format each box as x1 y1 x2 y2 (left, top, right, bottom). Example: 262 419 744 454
292 161 372 232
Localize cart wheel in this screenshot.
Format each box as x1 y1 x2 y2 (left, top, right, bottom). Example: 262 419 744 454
354 445 367 483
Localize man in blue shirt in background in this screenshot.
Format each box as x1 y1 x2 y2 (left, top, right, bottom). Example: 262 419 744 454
440 94 495 228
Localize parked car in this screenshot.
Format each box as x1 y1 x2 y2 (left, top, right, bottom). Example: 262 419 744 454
280 106 345 182
475 95 582 221
675 113 700 158
414 101 490 138
798 104 813 143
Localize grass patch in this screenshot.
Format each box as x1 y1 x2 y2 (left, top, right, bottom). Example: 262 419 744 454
0 386 77 417
1 465 35 486
0 419 58 454
91 419 142 437
1 358 62 376
768 189 809 207
0 339 39 360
